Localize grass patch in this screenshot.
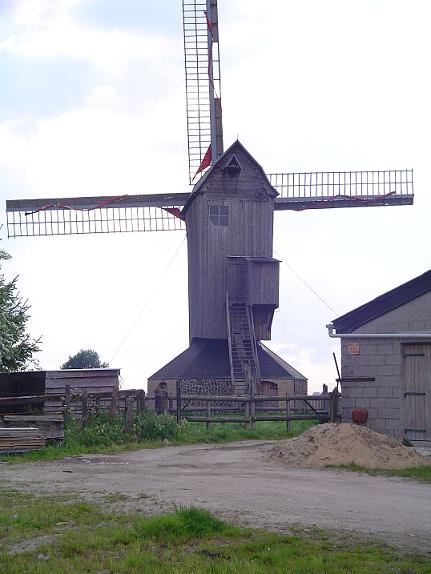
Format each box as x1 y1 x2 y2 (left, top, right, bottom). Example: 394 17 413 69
1 414 314 463
173 419 314 445
332 463 431 484
0 491 429 573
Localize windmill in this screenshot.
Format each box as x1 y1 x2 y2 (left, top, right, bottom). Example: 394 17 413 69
5 1 414 397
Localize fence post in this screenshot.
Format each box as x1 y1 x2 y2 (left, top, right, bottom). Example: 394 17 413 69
331 388 340 423
250 396 256 429
285 394 291 433
155 389 161 414
206 400 210 431
81 391 88 429
64 384 71 417
162 390 168 414
136 389 146 414
109 387 118 419
168 396 173 414
124 396 133 432
176 381 182 424
244 399 249 428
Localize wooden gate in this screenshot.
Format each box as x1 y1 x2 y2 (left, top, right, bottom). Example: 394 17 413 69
402 343 431 441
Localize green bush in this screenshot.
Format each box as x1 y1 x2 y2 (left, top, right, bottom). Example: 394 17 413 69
64 412 128 447
63 411 179 447
133 411 177 441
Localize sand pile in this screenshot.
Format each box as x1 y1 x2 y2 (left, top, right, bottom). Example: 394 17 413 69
267 423 430 469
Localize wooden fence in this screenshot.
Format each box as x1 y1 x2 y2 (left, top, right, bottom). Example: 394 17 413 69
175 385 340 429
0 385 177 432
0 384 341 431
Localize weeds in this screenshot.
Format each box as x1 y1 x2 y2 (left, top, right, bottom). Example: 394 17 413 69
0 491 429 573
1 414 314 463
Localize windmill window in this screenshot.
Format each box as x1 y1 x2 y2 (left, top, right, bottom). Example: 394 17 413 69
209 205 229 226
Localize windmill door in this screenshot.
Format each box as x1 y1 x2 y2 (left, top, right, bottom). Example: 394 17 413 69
402 343 431 441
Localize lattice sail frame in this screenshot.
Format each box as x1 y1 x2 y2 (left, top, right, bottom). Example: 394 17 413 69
6 170 413 238
183 0 223 184
270 168 414 211
6 194 188 238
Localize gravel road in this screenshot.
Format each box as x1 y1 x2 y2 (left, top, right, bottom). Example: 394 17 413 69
1 440 430 553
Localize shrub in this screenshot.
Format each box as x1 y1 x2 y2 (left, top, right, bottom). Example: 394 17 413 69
64 413 130 447
132 411 177 441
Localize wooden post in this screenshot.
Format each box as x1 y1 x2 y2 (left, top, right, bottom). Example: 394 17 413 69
206 401 210 431
109 387 118 419
64 384 71 417
136 390 146 414
331 388 339 423
162 390 168 414
250 396 256 429
285 394 291 433
81 391 88 429
124 396 133 432
244 399 249 428
176 381 181 424
155 389 162 415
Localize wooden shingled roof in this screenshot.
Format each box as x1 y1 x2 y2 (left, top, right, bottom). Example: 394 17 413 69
332 269 431 333
148 338 307 381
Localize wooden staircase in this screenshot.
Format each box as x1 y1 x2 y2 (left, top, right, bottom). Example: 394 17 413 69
226 297 261 395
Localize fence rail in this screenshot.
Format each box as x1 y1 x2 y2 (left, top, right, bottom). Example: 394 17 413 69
0 384 340 432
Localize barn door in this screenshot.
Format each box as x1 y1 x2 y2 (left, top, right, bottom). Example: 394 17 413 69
402 343 431 441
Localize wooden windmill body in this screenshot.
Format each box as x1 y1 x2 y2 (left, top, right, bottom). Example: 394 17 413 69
5 1 414 396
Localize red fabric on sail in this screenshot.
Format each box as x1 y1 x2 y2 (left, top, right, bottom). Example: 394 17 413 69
193 145 212 179
162 207 184 220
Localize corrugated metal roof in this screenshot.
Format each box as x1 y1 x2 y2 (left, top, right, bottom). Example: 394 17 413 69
148 338 307 381
332 269 431 333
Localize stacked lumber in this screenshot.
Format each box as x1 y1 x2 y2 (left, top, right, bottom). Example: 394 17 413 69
3 415 64 441
0 427 45 453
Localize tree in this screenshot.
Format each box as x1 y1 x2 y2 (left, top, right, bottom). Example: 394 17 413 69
0 248 41 372
61 349 108 369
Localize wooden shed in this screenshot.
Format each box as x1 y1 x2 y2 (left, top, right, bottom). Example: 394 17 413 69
327 270 431 442
0 369 120 414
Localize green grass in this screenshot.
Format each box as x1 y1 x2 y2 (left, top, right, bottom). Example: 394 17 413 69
0 491 429 573
1 417 314 463
332 463 431 484
173 419 315 444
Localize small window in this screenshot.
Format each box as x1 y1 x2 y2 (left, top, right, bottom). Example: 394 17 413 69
209 205 228 226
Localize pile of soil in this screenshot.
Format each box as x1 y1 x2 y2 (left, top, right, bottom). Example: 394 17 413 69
267 423 430 469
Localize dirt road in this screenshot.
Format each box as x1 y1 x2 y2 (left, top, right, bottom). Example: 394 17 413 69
1 440 430 553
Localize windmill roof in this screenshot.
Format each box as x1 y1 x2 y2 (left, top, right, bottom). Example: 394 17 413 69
332 269 431 333
181 140 278 216
148 338 307 381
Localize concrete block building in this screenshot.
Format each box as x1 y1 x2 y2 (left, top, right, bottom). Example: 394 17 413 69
327 270 431 441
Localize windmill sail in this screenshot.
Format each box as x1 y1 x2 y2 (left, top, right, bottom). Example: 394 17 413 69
271 169 413 211
6 168 413 238
183 0 223 184
6 193 188 238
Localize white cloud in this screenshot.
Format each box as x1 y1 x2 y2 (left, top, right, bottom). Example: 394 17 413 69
2 0 177 75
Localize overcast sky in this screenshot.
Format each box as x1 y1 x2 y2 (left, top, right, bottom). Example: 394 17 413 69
0 0 429 392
